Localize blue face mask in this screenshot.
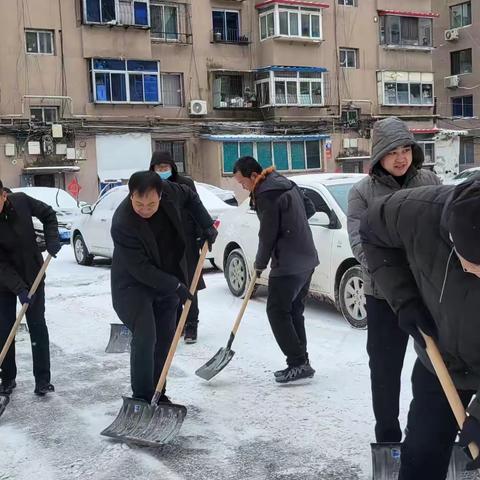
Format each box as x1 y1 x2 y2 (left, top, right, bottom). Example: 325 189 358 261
157 169 172 180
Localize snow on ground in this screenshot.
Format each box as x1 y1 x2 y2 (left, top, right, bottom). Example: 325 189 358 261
0 248 416 480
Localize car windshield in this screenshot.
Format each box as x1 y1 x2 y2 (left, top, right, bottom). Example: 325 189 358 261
325 183 356 214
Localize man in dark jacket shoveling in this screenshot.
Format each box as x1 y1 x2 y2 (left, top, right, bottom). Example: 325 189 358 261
233 157 318 383
111 171 216 404
360 179 480 480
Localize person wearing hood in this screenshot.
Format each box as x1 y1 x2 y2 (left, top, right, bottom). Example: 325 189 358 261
347 117 441 443
149 151 204 344
359 179 480 479
233 156 318 383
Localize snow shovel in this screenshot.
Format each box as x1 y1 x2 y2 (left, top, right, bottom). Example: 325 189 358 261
195 272 257 381
100 242 209 446
371 331 479 479
105 324 132 353
0 254 52 418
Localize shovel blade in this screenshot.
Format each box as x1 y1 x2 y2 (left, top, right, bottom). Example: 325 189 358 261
101 396 187 446
195 347 235 381
0 394 9 419
371 443 471 480
105 324 132 354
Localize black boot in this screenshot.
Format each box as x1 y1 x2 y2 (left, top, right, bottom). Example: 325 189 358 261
34 382 55 396
275 363 315 384
0 379 17 395
184 324 197 344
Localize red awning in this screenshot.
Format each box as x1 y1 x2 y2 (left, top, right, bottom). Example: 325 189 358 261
256 0 329 9
378 9 439 18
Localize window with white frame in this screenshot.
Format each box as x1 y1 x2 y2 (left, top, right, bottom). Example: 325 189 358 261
91 59 160 104
25 30 54 54
161 73 183 106
259 4 322 41
30 107 59 124
380 15 433 47
83 0 149 26
417 141 435 165
339 48 358 68
150 2 178 40
338 0 357 6
378 71 434 106
450 2 471 28
222 140 322 174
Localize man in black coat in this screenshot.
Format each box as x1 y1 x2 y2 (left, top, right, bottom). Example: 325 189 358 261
233 157 319 384
360 179 480 479
149 151 204 344
110 171 217 403
0 179 61 396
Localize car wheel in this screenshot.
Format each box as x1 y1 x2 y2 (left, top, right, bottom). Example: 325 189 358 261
338 265 367 329
73 234 94 266
224 248 259 298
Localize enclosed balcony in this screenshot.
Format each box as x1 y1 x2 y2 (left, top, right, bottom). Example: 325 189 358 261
211 72 257 109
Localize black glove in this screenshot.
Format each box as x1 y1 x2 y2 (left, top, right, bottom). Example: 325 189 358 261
46 241 61 258
201 226 218 252
459 416 480 470
253 262 264 278
18 290 34 306
398 299 437 349
176 283 194 305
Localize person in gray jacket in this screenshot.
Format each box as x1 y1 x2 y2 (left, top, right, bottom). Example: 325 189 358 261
347 117 441 442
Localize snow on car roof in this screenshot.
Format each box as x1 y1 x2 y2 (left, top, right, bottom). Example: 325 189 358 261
11 187 79 209
288 173 367 186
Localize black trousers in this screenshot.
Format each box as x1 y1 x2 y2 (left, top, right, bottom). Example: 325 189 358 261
399 360 475 480
121 294 179 401
0 283 51 384
266 270 313 367
366 295 409 442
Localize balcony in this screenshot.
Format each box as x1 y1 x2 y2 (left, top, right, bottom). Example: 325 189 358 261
211 29 250 45
83 0 150 28
212 72 257 109
150 2 192 44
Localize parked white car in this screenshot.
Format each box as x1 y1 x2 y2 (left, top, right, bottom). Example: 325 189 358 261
11 187 81 244
71 183 235 266
444 166 480 185
196 182 238 206
211 173 368 329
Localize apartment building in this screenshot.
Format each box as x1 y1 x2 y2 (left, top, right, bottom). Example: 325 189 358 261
434 0 480 172
0 0 439 202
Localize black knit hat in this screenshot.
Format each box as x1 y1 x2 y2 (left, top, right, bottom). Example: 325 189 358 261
448 179 480 264
149 151 177 173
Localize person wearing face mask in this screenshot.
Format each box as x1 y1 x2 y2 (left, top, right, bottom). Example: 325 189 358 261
149 151 205 344
347 117 441 444
359 178 480 479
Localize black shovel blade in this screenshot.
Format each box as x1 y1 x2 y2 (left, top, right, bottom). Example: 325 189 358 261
101 396 187 447
0 394 10 419
195 347 235 381
105 324 132 354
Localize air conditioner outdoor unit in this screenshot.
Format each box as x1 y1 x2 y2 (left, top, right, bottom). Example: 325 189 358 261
444 75 460 89
189 100 207 116
445 28 459 41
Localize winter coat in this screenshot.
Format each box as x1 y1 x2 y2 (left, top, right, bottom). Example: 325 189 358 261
347 117 441 298
359 180 480 420
252 167 319 277
0 193 58 294
110 181 213 320
149 157 205 290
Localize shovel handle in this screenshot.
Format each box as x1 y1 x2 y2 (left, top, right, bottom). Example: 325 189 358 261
0 254 52 368
228 272 257 345
152 242 209 404
421 331 480 460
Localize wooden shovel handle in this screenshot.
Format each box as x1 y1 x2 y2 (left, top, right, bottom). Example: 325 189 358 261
231 272 257 338
422 331 480 460
152 242 209 404
0 254 52 367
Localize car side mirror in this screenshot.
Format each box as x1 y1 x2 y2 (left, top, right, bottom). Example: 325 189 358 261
81 205 93 215
309 211 331 227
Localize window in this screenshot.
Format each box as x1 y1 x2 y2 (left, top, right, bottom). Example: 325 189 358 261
222 140 322 174
161 73 183 106
450 2 471 28
451 49 472 75
338 0 356 5
84 0 149 26
91 59 160 104
459 137 475 165
212 10 240 43
417 141 435 165
259 4 322 40
339 48 358 68
301 188 330 213
213 75 256 108
255 70 324 107
25 30 54 54
30 107 59 124
150 3 178 40
380 16 433 47
154 141 186 172
341 109 360 126
452 96 474 117
380 72 433 106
